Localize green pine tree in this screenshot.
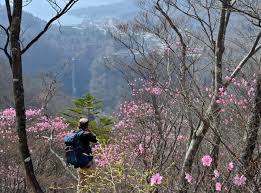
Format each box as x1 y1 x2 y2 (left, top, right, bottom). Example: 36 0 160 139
63 93 113 144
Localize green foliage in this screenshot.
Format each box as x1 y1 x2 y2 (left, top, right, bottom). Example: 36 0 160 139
63 93 113 143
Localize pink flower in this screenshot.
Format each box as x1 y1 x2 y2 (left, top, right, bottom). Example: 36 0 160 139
150 87 162 95
2 108 16 117
215 182 222 192
150 173 163 186
201 155 213 167
25 108 42 118
185 173 193 184
228 162 234 171
233 175 246 186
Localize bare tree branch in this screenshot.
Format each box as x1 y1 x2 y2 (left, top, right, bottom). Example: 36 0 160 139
21 0 79 54
224 32 261 88
0 24 12 66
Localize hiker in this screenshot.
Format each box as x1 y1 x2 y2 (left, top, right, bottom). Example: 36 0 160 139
76 118 98 191
79 117 97 165
64 117 98 192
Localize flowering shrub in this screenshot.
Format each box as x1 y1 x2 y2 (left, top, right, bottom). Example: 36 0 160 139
1 75 260 192
0 108 70 191
0 165 25 193
78 75 261 192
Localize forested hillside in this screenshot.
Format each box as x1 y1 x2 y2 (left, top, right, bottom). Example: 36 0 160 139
0 4 129 111
0 1 260 193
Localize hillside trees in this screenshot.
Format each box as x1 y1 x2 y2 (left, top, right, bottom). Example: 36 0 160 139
112 0 261 192
0 92 114 192
0 1 80 192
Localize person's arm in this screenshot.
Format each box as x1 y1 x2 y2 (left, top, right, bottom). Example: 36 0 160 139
84 131 98 143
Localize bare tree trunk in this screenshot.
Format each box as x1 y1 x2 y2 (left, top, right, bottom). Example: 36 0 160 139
178 105 212 193
241 70 261 177
1 1 79 192
10 1 43 192
210 0 231 169
178 1 231 192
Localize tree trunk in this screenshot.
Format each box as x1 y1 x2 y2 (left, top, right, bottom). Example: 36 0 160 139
178 103 213 193
10 1 43 192
177 1 231 192
241 71 261 176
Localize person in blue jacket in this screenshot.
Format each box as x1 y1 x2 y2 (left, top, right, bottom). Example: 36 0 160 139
77 118 98 192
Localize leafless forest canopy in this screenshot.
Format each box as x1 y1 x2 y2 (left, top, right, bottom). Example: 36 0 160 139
0 0 260 193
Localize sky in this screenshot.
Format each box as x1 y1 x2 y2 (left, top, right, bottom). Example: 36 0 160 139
0 0 124 25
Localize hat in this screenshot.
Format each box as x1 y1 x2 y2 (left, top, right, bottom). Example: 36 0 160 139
79 118 89 124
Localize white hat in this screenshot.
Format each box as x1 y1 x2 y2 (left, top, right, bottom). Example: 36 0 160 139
79 118 88 123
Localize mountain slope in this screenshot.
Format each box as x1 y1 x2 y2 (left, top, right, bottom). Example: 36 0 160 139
0 5 128 110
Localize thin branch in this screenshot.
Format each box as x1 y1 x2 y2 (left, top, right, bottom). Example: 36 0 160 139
49 147 78 181
155 0 187 55
228 1 261 26
0 24 12 66
21 0 79 54
224 32 261 88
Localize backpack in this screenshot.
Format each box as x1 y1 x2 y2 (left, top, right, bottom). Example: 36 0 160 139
64 130 93 168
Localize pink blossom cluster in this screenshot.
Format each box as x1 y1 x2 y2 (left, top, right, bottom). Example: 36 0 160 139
93 144 123 167
0 108 69 145
27 116 68 133
233 174 246 187
115 101 154 129
1 108 16 119
0 126 16 142
207 76 256 98
144 86 162 96
183 158 246 191
204 78 257 118
201 155 213 167
114 134 143 157
204 77 258 128
150 173 163 186
1 108 43 119
25 108 43 119
0 109 18 142
121 101 154 117
0 165 24 181
0 108 16 126
0 108 43 127
130 79 163 96
55 130 71 143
